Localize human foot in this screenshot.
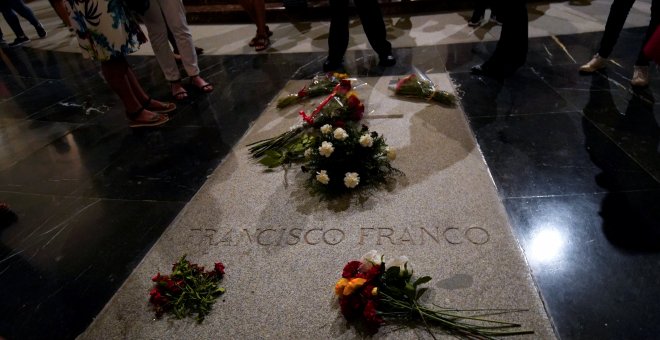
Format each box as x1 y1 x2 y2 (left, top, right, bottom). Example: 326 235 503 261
190 76 213 93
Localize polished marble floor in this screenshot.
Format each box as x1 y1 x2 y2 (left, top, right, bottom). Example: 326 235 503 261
1 2 660 339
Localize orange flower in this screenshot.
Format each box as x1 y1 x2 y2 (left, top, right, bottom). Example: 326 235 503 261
343 278 367 296
335 278 349 296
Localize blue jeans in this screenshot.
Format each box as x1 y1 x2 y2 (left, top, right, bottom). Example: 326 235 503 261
0 0 42 38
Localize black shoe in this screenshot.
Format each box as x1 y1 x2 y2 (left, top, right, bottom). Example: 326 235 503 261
36 25 47 38
8 36 30 48
468 14 483 27
378 54 396 67
323 59 343 72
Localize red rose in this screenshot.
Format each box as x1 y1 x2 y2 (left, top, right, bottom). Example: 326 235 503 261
149 291 168 305
214 262 225 276
297 86 308 98
149 287 160 297
342 261 362 278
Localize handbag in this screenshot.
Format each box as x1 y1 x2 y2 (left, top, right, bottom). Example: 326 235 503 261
124 0 150 15
643 25 660 64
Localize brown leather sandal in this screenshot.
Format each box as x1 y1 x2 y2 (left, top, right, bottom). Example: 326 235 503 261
249 26 273 47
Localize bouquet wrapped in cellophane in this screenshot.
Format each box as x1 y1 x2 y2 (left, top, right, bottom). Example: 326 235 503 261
390 67 457 107
248 78 366 168
336 251 534 338
276 72 349 109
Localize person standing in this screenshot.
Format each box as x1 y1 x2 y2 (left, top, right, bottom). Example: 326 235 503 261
141 0 213 100
471 0 528 78
66 0 174 127
323 0 396 71
0 0 47 47
239 0 271 51
578 0 658 87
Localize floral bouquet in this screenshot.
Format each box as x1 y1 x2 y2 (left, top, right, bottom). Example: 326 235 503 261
276 72 349 109
302 124 401 197
390 67 457 107
335 251 534 338
149 256 226 322
248 79 366 168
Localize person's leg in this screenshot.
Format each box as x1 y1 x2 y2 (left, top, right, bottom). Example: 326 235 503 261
0 5 27 38
142 0 187 98
327 0 350 65
101 57 167 125
161 0 199 76
354 0 393 64
8 0 45 36
469 1 487 25
598 0 636 58
635 0 660 66
48 0 72 28
472 0 527 78
166 24 179 55
631 0 659 86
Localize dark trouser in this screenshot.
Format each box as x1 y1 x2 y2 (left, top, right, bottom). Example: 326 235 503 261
0 0 42 38
598 0 660 66
328 0 392 62
488 0 528 69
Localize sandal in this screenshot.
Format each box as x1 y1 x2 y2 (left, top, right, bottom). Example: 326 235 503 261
126 107 169 128
143 97 176 113
249 26 273 47
253 35 270 52
170 81 188 100
190 76 214 93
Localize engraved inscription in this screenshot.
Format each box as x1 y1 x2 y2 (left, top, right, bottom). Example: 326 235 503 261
189 225 491 247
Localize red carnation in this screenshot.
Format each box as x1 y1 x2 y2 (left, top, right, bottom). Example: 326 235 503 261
151 273 163 282
363 300 383 326
342 261 362 278
297 86 308 98
214 262 225 276
339 294 364 320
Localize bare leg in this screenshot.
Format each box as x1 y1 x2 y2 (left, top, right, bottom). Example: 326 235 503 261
48 0 72 27
100 58 162 121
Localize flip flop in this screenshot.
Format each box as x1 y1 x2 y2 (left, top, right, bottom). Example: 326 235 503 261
143 97 177 113
127 109 169 128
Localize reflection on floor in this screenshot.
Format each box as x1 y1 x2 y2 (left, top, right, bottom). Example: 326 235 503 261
1 23 659 340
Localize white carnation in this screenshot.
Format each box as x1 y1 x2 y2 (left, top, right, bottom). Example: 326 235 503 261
344 172 360 188
385 256 411 274
320 124 332 135
359 134 373 147
333 127 349 141
360 250 382 270
315 170 330 185
385 147 396 161
318 141 334 157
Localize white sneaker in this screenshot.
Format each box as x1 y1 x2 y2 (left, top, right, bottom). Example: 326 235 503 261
631 66 650 87
579 54 607 73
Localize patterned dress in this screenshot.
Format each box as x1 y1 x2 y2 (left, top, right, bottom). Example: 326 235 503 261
66 0 142 61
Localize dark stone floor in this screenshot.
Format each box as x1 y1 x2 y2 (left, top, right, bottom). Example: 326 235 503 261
0 27 658 339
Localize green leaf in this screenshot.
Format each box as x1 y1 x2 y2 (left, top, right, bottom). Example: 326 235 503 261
413 276 432 287
415 287 428 301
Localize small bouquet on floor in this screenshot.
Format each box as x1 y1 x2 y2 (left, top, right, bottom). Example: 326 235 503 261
149 256 226 322
302 124 401 197
335 251 534 338
276 72 350 109
390 67 457 107
248 78 366 167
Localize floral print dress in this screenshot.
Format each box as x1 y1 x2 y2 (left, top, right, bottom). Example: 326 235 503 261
66 0 142 61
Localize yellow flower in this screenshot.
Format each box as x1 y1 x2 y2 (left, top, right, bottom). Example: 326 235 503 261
333 72 349 79
371 287 378 296
335 278 349 296
343 278 367 296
